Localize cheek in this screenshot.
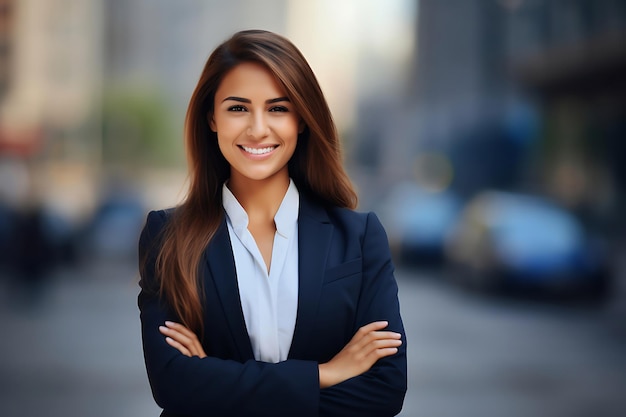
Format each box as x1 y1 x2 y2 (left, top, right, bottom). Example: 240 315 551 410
214 118 245 145
216 135 235 160
214 127 233 156
279 118 301 141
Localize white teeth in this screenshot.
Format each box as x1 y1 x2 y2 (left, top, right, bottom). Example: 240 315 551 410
241 145 276 155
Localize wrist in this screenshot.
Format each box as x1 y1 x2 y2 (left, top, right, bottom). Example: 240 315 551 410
318 362 337 389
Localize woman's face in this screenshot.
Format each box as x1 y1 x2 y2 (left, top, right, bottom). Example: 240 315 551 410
211 62 303 186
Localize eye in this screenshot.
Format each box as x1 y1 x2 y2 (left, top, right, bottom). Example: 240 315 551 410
269 105 289 112
228 105 247 112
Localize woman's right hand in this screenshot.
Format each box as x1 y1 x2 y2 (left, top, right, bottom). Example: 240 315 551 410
318 321 402 388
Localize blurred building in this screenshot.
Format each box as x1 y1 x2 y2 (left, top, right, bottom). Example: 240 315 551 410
0 0 103 219
355 0 528 201
104 0 288 118
0 0 103 158
359 0 625 220
509 0 626 232
0 0 11 103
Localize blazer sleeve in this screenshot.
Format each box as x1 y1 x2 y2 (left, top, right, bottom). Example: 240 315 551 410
319 212 408 417
138 210 321 417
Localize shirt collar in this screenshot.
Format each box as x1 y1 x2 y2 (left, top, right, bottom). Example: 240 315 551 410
274 179 299 238
222 179 299 239
222 183 248 237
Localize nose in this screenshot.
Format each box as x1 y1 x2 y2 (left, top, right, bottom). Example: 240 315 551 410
247 113 270 139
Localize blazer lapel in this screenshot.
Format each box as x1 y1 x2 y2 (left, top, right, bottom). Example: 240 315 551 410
288 196 333 358
204 219 254 360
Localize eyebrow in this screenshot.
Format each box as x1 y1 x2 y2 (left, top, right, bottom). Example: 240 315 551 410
222 96 290 104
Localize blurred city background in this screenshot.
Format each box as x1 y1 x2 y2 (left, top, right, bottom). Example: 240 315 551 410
0 0 625 416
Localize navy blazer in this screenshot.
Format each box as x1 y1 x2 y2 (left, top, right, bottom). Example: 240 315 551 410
138 194 407 417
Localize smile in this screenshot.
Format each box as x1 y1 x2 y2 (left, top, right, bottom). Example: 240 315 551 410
240 145 277 155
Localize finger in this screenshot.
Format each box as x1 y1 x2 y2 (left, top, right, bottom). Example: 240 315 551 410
355 322 402 343
351 338 402 365
166 323 204 355
165 321 199 340
362 337 402 354
165 321 193 335
165 336 192 357
373 347 399 359
354 345 399 369
368 331 402 340
371 338 403 351
165 320 195 336
160 325 191 341
350 322 390 348
351 330 402 351
160 326 195 348
160 326 206 358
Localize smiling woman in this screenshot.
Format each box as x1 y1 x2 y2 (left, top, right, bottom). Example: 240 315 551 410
210 62 303 188
138 30 407 417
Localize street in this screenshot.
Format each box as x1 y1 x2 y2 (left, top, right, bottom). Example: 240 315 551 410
397 268 626 417
1 261 625 417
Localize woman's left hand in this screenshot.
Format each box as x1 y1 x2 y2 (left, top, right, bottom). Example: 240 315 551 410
159 321 207 358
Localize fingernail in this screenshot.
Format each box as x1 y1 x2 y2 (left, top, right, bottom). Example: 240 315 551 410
165 321 174 326
159 326 166 332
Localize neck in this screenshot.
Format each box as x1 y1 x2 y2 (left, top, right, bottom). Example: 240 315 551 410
227 172 290 222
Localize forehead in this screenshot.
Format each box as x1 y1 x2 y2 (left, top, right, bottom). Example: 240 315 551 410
215 62 286 99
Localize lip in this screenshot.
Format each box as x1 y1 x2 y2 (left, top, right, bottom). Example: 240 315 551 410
237 144 279 159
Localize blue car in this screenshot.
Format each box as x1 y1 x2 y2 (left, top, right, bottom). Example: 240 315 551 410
378 182 462 266
83 191 146 260
445 191 610 299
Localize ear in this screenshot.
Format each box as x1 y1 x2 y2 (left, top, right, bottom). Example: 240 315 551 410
208 113 217 132
298 119 306 134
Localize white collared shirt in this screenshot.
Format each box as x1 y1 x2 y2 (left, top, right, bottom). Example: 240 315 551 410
222 180 299 363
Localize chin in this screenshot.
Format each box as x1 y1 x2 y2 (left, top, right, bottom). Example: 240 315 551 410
234 169 287 183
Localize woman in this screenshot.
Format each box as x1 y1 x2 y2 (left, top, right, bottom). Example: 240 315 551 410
138 30 406 417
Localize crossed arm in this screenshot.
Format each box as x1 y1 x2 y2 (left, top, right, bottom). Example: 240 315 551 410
160 320 402 389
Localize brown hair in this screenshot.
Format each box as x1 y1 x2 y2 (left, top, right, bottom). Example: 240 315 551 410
153 30 357 335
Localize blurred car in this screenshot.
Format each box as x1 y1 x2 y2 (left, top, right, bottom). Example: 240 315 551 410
445 191 610 299
378 182 462 266
39 205 82 266
82 191 146 260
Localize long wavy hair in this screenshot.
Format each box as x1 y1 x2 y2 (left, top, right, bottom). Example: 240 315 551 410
153 30 357 335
